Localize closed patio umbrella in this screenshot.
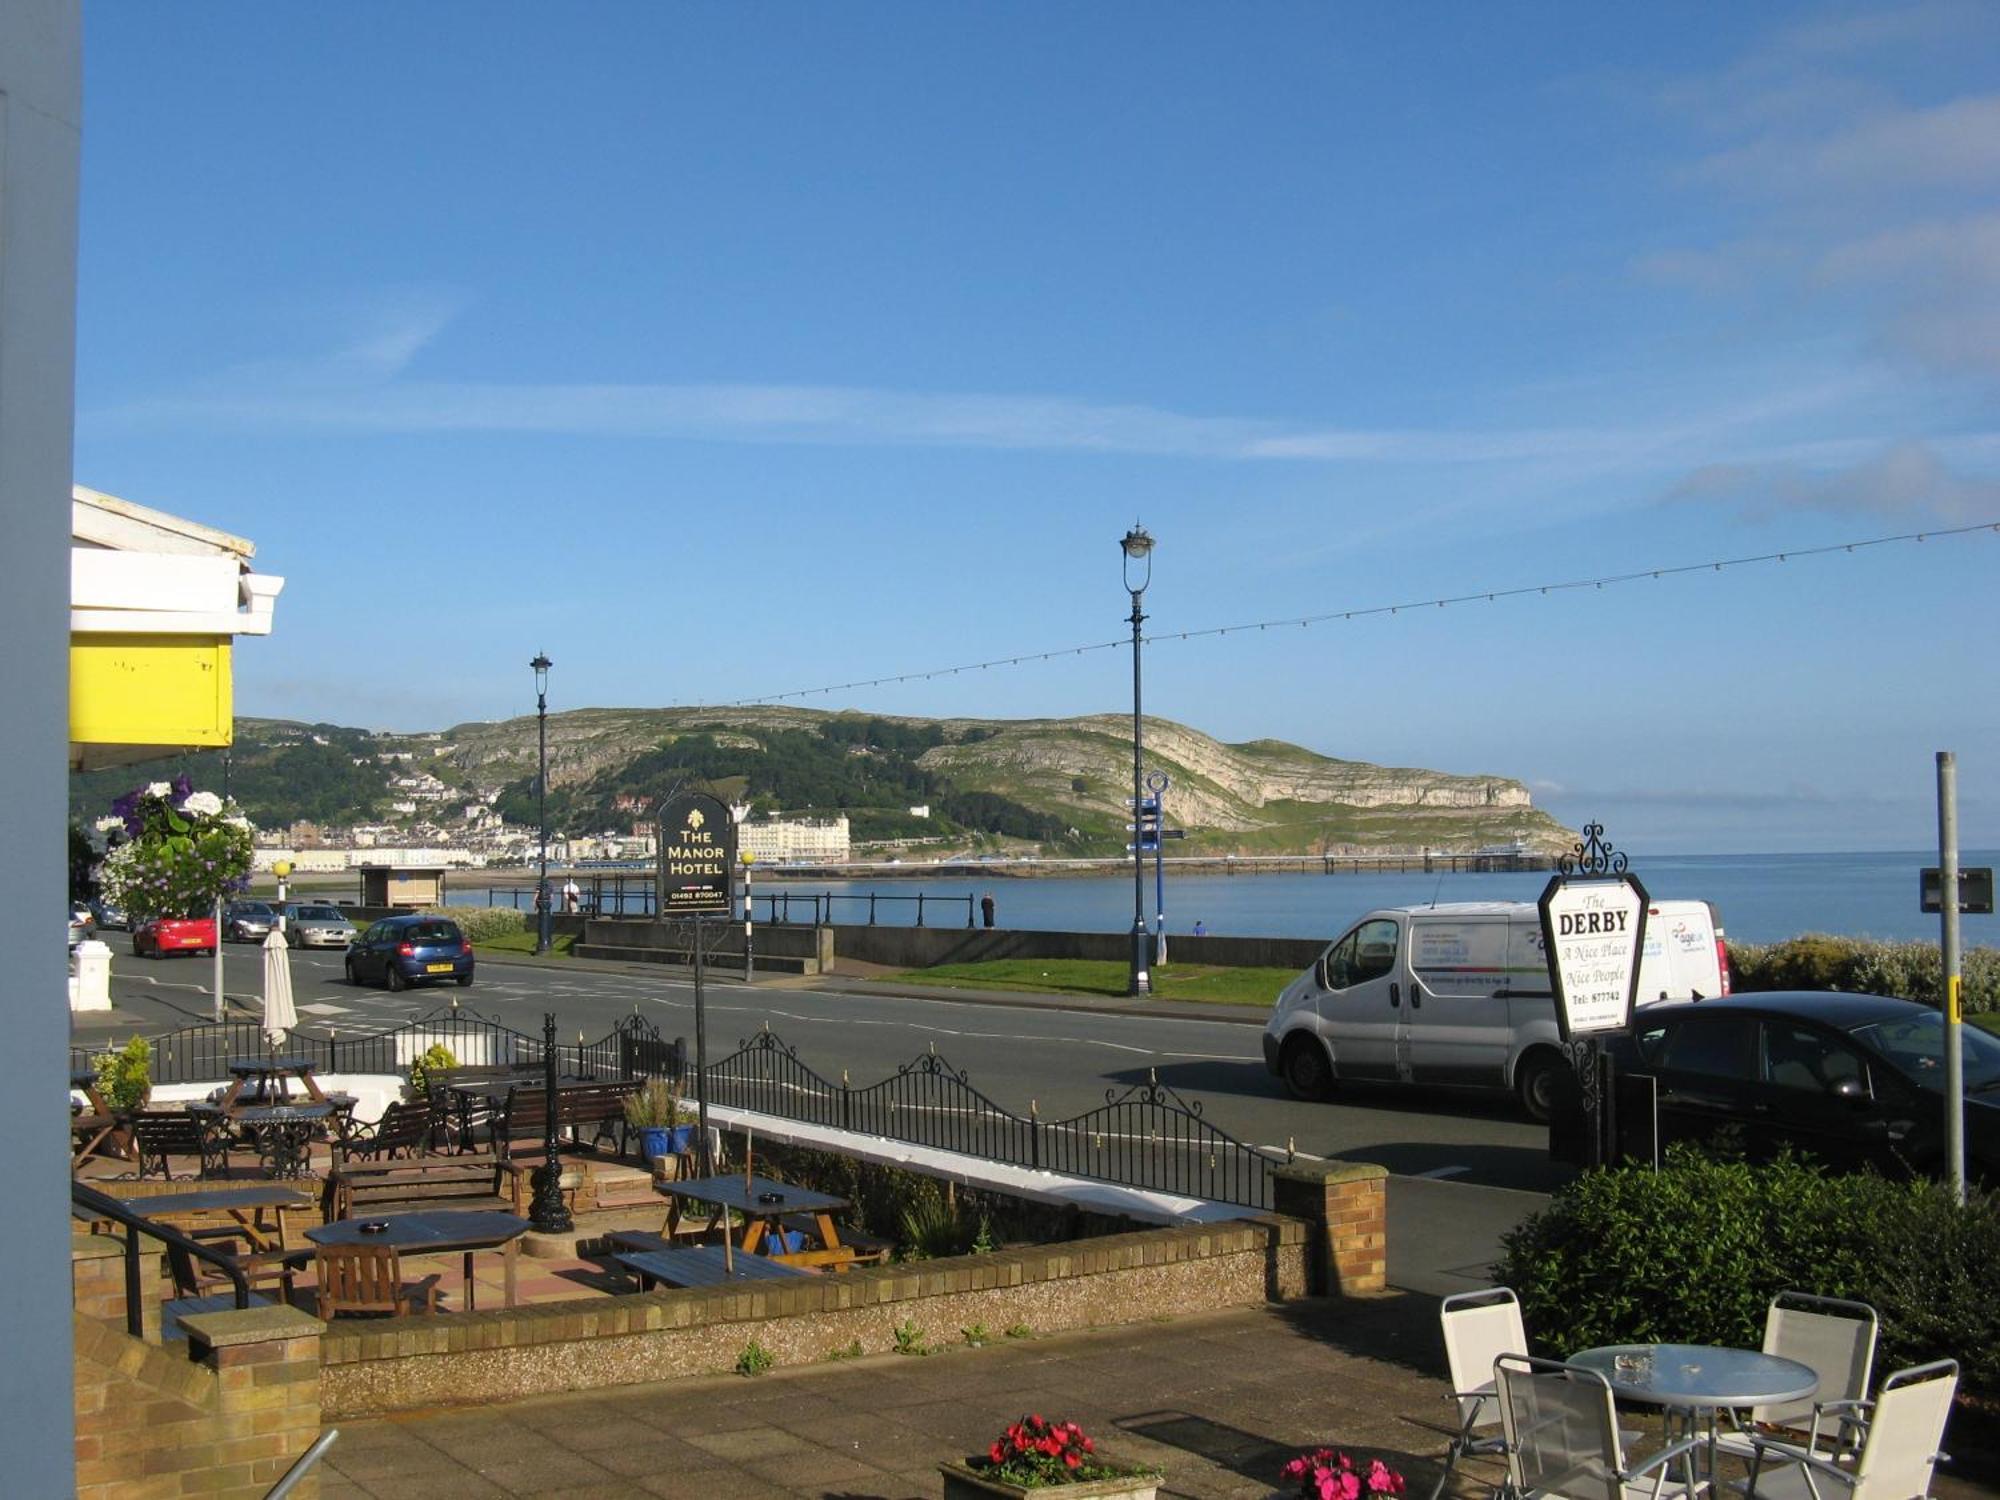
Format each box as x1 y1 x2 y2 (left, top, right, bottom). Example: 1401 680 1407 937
261 927 297 1051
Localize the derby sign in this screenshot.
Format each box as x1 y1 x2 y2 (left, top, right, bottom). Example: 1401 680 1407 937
1537 874 1649 1042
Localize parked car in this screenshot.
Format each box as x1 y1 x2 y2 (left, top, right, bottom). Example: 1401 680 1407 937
89 897 128 931
68 904 93 948
131 915 218 958
223 900 278 943
344 914 474 991
282 902 357 948
1602 991 2000 1183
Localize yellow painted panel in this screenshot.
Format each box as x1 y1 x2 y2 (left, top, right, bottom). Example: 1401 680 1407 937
69 634 233 750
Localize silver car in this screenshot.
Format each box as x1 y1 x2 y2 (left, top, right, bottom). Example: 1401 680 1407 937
282 902 357 948
224 900 278 943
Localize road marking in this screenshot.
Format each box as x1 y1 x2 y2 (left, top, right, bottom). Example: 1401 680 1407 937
1415 1165 1471 1179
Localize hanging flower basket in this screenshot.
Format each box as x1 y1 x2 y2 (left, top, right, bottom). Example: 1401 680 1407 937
95 777 253 923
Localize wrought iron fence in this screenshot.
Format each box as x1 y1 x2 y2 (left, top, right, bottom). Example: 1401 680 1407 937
699 1029 1284 1210
483 878 980 928
70 1006 683 1089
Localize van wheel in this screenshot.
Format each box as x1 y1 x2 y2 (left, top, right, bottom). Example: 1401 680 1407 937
1281 1036 1333 1102
1516 1050 1565 1124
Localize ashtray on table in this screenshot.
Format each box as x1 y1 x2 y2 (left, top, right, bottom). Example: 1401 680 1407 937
358 1221 389 1234
756 1192 785 1204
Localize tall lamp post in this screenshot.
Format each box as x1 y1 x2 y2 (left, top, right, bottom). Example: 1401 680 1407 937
531 652 553 955
1121 525 1154 997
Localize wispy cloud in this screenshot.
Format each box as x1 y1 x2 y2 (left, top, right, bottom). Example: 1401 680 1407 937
95 372 1668 468
1663 441 2000 521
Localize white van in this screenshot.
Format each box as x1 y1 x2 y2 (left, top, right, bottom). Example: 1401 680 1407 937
1261 899 1728 1121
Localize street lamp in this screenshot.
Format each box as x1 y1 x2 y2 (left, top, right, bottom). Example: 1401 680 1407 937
531 652 552 955
1121 524 1154 997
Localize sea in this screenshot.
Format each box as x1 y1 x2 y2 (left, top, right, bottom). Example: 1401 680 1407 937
467 850 2000 947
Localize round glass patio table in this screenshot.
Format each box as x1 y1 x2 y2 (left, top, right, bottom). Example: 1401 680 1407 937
1570 1344 1818 1411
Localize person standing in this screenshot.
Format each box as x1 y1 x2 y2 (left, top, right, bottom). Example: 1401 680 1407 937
562 877 581 914
980 891 996 928
1191 919 1206 937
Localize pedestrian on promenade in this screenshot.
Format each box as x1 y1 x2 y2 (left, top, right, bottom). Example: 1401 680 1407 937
562 878 581 914
1192 919 1206 937
980 891 996 928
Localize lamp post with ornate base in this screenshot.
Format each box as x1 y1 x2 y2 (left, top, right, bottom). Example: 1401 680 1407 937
529 1011 573 1233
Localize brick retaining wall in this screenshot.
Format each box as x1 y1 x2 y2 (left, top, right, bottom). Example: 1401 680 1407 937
321 1217 1310 1417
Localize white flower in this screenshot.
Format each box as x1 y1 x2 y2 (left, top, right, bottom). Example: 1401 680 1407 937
225 814 253 831
145 781 171 798
95 815 124 833
182 791 224 817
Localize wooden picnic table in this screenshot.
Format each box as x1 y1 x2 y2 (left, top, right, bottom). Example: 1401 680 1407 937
121 1184 315 1252
658 1174 852 1259
215 1056 327 1111
306 1209 530 1310
70 1067 112 1116
613 1244 812 1291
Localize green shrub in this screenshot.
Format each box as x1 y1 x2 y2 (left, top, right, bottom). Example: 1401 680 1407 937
1495 1148 2000 1398
93 1037 151 1111
1729 935 2000 1014
735 1337 774 1376
892 1319 930 1356
408 1043 457 1096
897 1191 981 1260
422 905 532 943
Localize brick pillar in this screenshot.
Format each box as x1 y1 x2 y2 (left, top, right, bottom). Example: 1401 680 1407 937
1271 1159 1387 1295
178 1306 327 1499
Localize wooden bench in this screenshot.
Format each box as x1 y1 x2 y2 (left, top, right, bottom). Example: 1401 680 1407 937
322 1155 506 1220
495 1081 640 1160
333 1099 436 1163
781 1212 894 1266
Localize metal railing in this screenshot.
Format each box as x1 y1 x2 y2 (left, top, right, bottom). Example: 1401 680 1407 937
703 1028 1285 1210
71 1181 254 1339
71 1007 682 1089
483 878 981 927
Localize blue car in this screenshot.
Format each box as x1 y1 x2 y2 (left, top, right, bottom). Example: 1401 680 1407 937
345 915 475 991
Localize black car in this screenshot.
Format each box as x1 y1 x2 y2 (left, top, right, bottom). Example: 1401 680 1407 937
1603 991 2000 1182
344 914 475 992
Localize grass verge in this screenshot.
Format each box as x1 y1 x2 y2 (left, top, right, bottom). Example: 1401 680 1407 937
474 929 577 958
880 958 1291 1006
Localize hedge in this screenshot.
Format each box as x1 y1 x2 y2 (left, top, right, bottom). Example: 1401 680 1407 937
1728 934 2000 1015
420 904 532 943
1494 1148 2000 1399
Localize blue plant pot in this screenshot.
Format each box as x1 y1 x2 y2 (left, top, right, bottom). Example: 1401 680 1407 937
642 1124 695 1161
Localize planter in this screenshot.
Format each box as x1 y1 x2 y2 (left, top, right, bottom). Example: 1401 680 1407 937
640 1124 694 1162
939 1463 1159 1500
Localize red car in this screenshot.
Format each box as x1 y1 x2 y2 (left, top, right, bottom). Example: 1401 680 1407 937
131 916 218 958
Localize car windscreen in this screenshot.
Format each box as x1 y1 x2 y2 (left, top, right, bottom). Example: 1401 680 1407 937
294 906 345 920
402 923 461 944
233 903 275 916
1851 1011 2000 1094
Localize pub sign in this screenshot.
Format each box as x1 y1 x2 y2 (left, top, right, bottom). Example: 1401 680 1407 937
1538 872 1649 1042
658 792 736 915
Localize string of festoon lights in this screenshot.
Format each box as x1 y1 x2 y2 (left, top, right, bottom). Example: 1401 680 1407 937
725 518 2000 707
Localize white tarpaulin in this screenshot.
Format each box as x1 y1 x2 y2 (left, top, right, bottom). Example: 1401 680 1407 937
260 927 297 1048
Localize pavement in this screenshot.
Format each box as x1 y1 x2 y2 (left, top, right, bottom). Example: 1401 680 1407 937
316 1290 2000 1500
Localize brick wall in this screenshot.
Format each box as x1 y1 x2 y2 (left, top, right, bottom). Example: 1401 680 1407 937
73 1303 325 1500
322 1216 1310 1417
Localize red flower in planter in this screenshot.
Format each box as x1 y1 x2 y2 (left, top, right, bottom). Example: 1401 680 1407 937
970 1415 1155 1487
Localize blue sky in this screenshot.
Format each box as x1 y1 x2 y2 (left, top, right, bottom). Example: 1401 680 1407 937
74 3 2000 853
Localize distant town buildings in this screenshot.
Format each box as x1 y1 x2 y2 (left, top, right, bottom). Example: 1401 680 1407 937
737 813 851 864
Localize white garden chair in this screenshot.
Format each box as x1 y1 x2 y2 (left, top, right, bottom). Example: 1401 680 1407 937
1428 1286 1529 1500
1739 1359 1956 1500
1716 1292 1877 1467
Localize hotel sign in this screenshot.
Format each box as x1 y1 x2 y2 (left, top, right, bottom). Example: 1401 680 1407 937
1538 874 1649 1042
658 792 736 915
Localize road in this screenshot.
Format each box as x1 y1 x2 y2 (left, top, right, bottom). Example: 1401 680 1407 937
86 942 1569 1291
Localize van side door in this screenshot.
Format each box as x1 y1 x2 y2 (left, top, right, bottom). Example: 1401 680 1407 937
1404 917 1515 1086
1315 918 1404 1081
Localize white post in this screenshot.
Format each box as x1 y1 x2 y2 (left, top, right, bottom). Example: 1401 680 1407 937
212 893 225 1022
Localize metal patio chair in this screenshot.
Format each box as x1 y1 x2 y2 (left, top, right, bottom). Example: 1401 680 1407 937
1495 1354 1702 1500
1740 1359 1956 1500
1716 1292 1877 1468
1428 1286 1529 1500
